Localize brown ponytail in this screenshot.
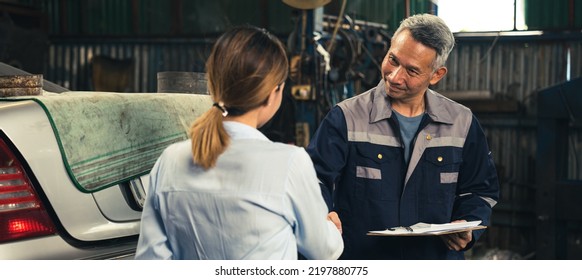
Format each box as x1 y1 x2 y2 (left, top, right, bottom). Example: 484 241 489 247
189 25 288 169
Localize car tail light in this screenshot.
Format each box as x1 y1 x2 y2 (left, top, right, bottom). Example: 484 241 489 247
0 138 56 243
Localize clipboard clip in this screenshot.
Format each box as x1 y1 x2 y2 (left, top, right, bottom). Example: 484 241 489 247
387 226 413 232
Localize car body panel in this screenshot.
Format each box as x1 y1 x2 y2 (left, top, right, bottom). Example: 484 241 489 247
0 235 136 260
92 179 144 222
0 99 141 259
0 100 142 240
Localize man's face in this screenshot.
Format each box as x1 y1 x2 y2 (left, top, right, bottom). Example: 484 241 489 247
381 29 445 103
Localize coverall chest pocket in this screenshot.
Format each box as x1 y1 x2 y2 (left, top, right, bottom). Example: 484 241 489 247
422 148 463 204
353 145 400 201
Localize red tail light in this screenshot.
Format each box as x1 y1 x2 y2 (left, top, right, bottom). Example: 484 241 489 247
0 138 56 243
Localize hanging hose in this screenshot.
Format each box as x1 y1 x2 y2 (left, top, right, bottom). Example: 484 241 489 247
327 0 347 56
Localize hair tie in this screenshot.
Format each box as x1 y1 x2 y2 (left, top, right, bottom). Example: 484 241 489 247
213 102 228 117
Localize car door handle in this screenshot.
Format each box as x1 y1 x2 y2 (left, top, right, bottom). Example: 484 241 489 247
127 177 146 210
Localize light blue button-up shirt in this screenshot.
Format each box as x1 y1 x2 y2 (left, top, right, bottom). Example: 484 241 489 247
135 121 343 260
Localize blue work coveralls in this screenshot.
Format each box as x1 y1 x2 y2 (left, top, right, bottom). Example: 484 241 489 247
306 81 500 259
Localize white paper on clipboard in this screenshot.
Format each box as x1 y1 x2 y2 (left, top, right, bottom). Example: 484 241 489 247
367 220 486 236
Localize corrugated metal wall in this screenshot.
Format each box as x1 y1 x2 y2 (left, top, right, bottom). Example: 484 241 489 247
433 35 582 182
23 0 435 36
431 34 582 257
437 36 582 104
46 38 212 92
25 0 295 36
18 0 582 34
525 0 582 30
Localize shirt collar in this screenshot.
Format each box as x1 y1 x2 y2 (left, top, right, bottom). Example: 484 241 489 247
424 88 455 124
370 80 392 123
370 80 454 125
223 121 270 141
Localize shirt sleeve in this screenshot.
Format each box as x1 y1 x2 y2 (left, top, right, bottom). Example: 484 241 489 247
286 148 344 260
305 106 349 210
134 156 174 260
454 116 500 245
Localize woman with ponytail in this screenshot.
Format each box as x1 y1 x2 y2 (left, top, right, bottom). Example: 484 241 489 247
135 25 343 260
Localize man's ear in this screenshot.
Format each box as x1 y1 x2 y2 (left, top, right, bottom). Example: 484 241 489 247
429 67 447 86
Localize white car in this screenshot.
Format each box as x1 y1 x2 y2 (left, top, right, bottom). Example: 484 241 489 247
0 63 210 259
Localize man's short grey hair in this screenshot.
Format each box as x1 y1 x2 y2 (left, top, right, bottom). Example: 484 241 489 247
393 13 455 70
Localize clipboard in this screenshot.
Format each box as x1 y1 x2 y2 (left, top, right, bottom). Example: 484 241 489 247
367 220 487 236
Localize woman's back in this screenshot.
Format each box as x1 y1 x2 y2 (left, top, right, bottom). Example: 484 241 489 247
137 121 342 259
